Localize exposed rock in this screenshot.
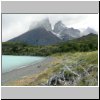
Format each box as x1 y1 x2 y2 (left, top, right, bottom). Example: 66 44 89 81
53 21 66 33
53 21 81 41
47 66 80 86
48 73 65 86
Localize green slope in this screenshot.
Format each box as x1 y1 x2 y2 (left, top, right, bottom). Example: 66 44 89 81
2 33 98 56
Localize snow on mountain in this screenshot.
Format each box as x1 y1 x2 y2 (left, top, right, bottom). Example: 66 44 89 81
53 21 81 40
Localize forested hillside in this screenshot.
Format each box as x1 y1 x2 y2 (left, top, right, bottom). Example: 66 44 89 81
2 33 98 56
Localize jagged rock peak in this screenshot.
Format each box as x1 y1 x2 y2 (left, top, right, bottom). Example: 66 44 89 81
55 21 65 26
53 21 67 33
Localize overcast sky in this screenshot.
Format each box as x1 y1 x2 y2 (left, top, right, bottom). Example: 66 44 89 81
2 14 99 42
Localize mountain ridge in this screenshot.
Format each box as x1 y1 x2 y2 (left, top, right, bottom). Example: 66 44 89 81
8 18 98 46
8 27 62 46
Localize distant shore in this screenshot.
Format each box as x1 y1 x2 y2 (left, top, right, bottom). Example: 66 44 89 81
2 57 55 85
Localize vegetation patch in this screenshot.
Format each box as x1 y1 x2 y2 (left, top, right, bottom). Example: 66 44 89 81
5 50 98 86
2 34 98 56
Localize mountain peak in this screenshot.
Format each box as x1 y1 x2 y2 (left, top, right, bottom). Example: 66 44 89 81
29 18 52 31
53 21 66 33
8 26 61 45
55 21 66 28
82 27 98 35
56 20 64 25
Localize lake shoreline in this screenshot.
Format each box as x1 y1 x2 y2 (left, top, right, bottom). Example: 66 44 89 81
2 57 55 85
2 55 46 73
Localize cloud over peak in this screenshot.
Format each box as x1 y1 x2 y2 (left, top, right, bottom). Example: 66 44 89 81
2 14 99 42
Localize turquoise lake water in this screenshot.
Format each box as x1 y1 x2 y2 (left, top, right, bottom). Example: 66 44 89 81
2 55 45 73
